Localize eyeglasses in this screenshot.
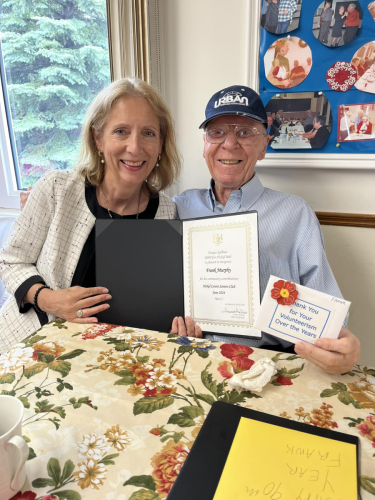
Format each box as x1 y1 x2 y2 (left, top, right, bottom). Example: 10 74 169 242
205 124 268 145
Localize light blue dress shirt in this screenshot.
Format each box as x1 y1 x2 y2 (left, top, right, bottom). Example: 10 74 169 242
173 174 344 351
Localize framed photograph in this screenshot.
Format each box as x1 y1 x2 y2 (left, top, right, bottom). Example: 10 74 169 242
265 92 332 150
338 103 375 141
312 1 363 49
246 0 375 168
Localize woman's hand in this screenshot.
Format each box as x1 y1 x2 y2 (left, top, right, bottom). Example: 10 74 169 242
27 285 111 323
170 316 202 338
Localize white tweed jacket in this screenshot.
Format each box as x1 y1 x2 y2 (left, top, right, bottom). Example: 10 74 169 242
0 170 177 352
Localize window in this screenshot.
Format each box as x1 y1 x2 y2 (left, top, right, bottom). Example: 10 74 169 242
0 0 111 191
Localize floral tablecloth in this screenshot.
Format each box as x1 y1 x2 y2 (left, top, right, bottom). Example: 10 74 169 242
1 319 374 500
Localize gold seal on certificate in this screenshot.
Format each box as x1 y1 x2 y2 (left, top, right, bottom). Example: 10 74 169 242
183 212 261 338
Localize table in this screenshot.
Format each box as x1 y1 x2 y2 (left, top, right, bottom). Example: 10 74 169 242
346 133 375 141
1 320 374 499
271 137 312 149
355 75 375 94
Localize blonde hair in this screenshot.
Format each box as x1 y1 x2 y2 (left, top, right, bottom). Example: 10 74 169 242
76 77 181 192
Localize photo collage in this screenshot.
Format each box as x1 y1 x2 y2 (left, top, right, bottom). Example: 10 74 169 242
260 0 375 150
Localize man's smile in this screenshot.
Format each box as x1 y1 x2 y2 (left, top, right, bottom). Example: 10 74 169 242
218 160 243 165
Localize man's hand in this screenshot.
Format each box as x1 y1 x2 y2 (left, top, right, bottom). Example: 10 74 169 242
170 316 202 338
294 327 360 374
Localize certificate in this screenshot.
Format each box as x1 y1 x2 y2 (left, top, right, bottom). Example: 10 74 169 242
96 213 261 337
183 212 261 338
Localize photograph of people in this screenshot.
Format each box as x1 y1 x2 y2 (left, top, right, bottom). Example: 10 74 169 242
265 37 312 89
261 0 302 34
338 104 375 141
353 42 375 93
0 77 180 346
312 1 363 48
264 92 331 150
4 84 359 374
369 1 375 21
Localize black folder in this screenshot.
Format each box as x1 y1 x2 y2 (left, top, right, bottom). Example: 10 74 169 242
168 401 359 500
96 219 184 332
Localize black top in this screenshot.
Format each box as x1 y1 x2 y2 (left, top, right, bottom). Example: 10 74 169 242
310 125 330 149
15 182 159 327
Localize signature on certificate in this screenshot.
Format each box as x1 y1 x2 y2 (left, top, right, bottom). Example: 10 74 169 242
223 307 247 315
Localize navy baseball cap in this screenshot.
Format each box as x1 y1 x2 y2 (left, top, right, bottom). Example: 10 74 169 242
199 85 267 129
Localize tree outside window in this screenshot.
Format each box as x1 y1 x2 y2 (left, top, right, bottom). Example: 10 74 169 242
0 0 111 189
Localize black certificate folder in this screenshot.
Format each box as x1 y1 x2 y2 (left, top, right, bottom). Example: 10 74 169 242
96 219 184 333
168 402 359 500
96 211 261 336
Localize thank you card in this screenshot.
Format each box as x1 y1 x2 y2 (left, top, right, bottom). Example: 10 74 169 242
254 276 350 345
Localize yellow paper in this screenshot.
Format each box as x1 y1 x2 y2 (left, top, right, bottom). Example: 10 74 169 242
213 417 357 500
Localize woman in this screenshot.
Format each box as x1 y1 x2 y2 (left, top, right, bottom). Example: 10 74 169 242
0 78 180 351
331 6 346 47
264 0 279 34
267 39 291 89
357 114 372 135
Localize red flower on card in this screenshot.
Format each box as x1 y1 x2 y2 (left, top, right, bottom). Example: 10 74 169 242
271 280 298 306
276 375 293 386
220 343 254 360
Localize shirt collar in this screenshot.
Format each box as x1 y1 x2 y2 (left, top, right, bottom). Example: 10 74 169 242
207 173 265 212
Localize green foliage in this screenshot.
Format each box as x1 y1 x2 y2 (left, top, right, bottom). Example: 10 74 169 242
124 475 156 491
360 476 375 495
0 373 16 384
320 382 363 409
133 396 175 416
0 0 111 187
129 490 160 500
168 405 204 428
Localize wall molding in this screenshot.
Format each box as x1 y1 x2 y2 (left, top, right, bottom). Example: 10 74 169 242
316 212 375 228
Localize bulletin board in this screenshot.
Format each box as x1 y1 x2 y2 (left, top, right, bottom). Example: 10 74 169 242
259 0 375 156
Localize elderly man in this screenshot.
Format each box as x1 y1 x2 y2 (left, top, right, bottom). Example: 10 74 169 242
172 85 360 374
277 0 298 34
319 2 334 44
302 110 314 132
344 3 360 44
303 57 312 76
355 109 364 128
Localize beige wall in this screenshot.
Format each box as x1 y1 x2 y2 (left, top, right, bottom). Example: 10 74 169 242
160 0 375 365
